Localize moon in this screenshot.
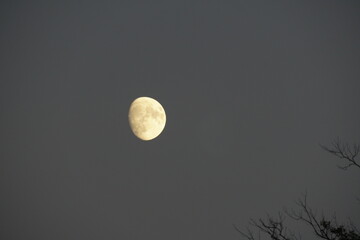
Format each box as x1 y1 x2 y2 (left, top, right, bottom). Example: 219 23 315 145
128 97 166 141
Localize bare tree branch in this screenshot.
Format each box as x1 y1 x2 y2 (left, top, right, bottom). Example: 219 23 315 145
285 193 336 240
235 193 360 240
234 213 299 240
320 138 360 170
233 224 257 240
235 139 360 240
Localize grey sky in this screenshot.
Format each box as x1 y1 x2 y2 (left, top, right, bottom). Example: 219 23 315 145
0 1 359 239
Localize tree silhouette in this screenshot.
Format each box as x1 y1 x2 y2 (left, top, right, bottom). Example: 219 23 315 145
234 138 360 240
320 138 360 170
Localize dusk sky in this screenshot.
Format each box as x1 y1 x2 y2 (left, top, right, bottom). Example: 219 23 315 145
0 1 360 239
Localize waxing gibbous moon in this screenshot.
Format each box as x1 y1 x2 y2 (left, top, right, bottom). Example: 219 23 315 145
128 97 166 141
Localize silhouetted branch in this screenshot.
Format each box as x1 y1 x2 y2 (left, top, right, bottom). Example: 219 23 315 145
320 138 360 170
285 193 336 240
236 193 360 240
285 193 360 240
235 139 360 240
234 213 300 240
233 224 257 240
348 219 360 236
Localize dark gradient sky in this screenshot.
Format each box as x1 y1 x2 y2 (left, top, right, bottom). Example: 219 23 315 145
1 1 360 239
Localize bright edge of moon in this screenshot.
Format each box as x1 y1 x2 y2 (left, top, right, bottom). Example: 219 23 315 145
128 97 166 141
